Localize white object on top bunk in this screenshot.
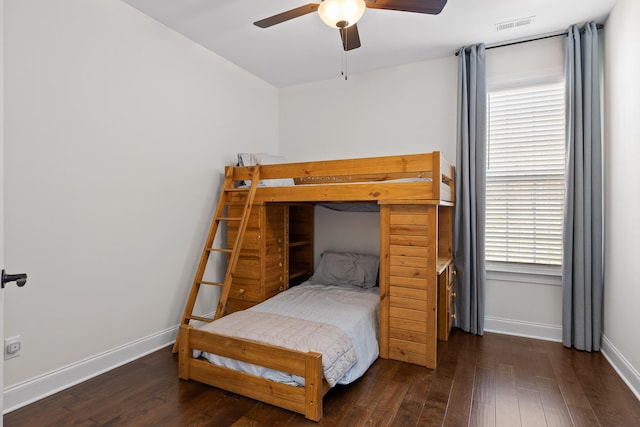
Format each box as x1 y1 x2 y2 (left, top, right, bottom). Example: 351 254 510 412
237 152 295 187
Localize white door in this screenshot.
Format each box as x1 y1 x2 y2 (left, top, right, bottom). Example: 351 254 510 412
1 0 6 423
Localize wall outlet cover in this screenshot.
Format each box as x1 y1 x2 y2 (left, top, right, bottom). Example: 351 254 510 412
5 336 22 360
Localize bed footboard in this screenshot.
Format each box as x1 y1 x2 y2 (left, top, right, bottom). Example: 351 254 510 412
178 325 329 422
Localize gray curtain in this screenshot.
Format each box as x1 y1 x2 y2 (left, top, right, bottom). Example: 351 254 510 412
454 44 486 336
562 22 604 351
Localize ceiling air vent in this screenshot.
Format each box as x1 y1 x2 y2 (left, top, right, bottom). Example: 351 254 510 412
495 16 535 32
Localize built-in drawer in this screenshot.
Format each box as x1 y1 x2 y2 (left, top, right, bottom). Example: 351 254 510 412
225 298 256 314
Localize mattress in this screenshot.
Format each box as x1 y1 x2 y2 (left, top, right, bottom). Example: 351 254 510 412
194 282 380 387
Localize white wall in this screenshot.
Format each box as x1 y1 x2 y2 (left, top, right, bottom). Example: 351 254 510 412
279 57 458 163
314 207 380 266
603 0 640 396
280 40 564 339
3 0 278 391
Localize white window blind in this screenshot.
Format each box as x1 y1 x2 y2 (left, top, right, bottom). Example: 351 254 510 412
486 82 565 266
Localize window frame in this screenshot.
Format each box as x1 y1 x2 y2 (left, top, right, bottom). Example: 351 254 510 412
485 74 566 285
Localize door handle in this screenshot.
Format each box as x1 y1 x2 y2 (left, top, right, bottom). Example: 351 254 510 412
1 270 27 288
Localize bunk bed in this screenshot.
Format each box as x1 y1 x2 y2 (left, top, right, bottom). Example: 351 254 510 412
177 151 455 421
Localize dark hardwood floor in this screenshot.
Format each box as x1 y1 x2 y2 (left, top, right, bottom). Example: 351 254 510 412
6 330 640 426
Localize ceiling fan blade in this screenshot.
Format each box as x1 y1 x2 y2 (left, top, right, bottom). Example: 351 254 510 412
365 0 447 14
254 3 320 28
340 24 361 51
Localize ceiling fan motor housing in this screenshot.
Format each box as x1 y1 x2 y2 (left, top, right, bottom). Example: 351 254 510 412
318 0 367 28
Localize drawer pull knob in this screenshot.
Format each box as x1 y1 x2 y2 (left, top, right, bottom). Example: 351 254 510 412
451 313 456 320
451 292 457 298
238 288 245 295
278 286 284 291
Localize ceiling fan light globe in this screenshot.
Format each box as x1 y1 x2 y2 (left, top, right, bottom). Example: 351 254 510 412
318 0 366 29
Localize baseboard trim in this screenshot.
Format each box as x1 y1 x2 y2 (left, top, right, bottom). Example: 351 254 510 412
3 326 178 414
484 316 563 342
601 334 640 401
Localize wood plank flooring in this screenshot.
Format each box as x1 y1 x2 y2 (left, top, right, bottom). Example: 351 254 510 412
6 330 640 426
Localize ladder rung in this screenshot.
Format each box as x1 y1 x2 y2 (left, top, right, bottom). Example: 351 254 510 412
188 315 214 323
206 247 261 259
225 187 250 192
208 248 232 254
216 216 242 221
198 280 224 287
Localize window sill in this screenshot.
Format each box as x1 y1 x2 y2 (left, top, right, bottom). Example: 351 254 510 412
486 262 562 286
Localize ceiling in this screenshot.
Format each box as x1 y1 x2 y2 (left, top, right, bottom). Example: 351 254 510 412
122 0 615 88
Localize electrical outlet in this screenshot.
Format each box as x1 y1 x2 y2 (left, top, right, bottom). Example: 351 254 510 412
5 336 22 360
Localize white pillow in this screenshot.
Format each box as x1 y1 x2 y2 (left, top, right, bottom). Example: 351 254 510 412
310 251 379 288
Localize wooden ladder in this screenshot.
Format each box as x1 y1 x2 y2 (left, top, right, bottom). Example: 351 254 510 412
172 165 260 352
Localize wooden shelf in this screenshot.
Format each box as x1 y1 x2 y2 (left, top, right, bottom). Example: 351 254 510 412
289 240 311 248
288 203 314 287
289 270 309 281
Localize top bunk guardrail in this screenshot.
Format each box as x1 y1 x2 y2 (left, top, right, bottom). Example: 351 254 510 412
226 151 455 204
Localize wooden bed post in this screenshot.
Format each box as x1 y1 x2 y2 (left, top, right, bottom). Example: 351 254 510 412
425 204 438 369
304 352 323 422
379 204 390 359
432 151 441 201
178 325 191 380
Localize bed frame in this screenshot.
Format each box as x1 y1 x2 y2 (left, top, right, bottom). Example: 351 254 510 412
226 151 454 204
178 151 455 421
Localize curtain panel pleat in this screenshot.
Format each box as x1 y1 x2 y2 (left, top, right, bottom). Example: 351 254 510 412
562 22 604 351
454 44 487 336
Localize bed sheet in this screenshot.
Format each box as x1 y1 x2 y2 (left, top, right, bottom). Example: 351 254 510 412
195 282 379 387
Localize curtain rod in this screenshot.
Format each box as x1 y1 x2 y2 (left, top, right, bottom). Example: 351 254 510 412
455 24 604 56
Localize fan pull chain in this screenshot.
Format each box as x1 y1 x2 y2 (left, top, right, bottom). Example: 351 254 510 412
341 29 348 80
342 52 348 80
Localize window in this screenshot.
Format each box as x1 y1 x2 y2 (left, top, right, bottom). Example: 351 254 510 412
485 82 565 270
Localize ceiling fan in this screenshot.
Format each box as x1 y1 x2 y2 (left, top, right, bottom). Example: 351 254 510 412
253 0 448 51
